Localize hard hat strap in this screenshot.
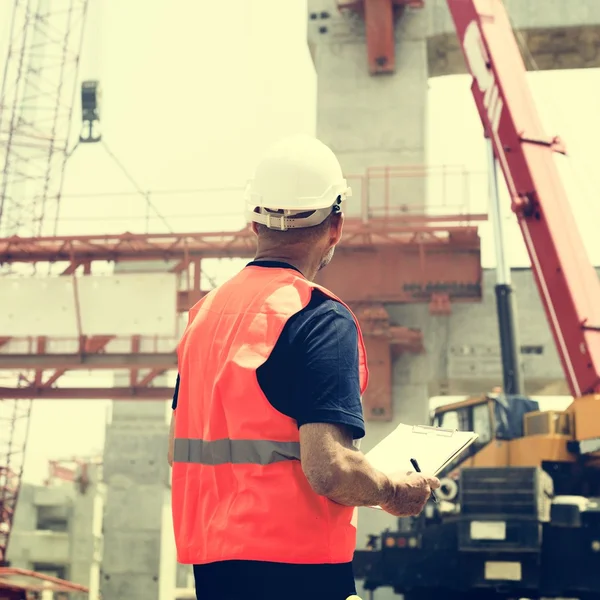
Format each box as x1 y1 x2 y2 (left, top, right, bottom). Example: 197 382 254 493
249 205 336 231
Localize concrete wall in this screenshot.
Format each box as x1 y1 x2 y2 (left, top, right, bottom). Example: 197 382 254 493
9 485 71 568
100 392 171 600
397 266 582 399
428 0 600 75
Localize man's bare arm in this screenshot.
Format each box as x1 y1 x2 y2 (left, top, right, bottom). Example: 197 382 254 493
168 412 175 467
299 422 394 508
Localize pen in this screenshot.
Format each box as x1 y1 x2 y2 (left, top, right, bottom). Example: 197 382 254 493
410 458 437 504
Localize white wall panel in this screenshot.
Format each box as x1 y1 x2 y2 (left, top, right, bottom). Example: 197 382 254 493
77 273 177 336
1 278 76 336
0 274 178 337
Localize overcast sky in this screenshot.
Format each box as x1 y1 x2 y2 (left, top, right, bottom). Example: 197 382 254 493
1 1 599 483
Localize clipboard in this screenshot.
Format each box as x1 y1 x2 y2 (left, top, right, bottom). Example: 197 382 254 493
365 423 479 478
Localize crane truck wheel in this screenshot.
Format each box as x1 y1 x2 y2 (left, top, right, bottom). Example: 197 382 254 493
436 477 458 502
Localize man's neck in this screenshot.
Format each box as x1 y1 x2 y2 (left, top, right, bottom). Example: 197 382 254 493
253 253 318 281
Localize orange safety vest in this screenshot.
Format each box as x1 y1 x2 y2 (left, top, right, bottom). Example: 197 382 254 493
172 265 368 565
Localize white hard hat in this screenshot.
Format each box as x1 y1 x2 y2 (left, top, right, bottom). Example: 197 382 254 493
245 133 352 231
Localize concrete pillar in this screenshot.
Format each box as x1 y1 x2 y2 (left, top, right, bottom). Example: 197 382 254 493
6 484 36 569
307 0 431 422
100 397 170 600
100 260 175 600
307 0 429 217
68 464 104 600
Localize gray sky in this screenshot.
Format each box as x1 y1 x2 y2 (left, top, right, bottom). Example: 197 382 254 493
1 1 599 483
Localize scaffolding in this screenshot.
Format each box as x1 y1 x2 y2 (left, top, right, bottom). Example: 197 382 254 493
0 0 89 565
0 0 89 238
0 399 31 565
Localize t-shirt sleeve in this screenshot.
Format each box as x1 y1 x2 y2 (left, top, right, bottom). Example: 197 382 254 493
171 373 180 410
293 300 365 439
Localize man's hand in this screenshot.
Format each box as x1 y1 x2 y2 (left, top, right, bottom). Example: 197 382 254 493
379 471 440 517
299 423 440 512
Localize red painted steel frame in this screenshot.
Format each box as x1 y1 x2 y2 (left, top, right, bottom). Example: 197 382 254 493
0 218 484 264
337 0 424 74
364 0 396 74
0 386 172 400
0 217 482 408
0 195 484 411
447 0 600 398
0 567 89 595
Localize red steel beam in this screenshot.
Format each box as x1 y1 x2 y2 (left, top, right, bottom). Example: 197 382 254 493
130 335 141 386
33 337 46 386
0 219 485 265
0 387 173 400
137 367 168 387
338 0 425 74
0 353 176 370
0 568 90 593
39 336 115 388
364 0 396 74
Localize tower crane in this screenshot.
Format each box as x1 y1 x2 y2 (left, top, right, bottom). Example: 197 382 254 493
0 0 89 565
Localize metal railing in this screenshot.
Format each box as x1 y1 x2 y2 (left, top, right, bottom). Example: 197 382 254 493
345 164 487 222
41 164 488 236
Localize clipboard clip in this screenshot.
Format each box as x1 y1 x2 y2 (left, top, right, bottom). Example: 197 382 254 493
411 425 456 437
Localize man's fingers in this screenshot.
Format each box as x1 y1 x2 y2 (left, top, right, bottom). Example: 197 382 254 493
427 476 441 490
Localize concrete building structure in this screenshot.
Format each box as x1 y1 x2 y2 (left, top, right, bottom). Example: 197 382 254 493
7 454 204 600
7 465 103 600
6 2 599 600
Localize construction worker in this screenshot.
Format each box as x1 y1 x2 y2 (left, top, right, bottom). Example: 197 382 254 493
168 134 440 600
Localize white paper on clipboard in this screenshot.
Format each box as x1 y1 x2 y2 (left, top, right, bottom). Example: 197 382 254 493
365 424 479 478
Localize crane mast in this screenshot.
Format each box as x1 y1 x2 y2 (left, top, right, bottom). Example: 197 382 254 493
447 0 600 400
0 0 89 238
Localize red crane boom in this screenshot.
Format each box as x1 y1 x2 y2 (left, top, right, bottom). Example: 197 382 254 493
447 0 600 400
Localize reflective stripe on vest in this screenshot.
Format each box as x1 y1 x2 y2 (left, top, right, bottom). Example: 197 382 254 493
173 438 301 465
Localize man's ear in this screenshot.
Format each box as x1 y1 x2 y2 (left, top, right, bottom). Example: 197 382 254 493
329 212 344 246
250 221 259 236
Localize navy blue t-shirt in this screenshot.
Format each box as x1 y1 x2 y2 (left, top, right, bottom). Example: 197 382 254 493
171 260 365 439
172 260 365 598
